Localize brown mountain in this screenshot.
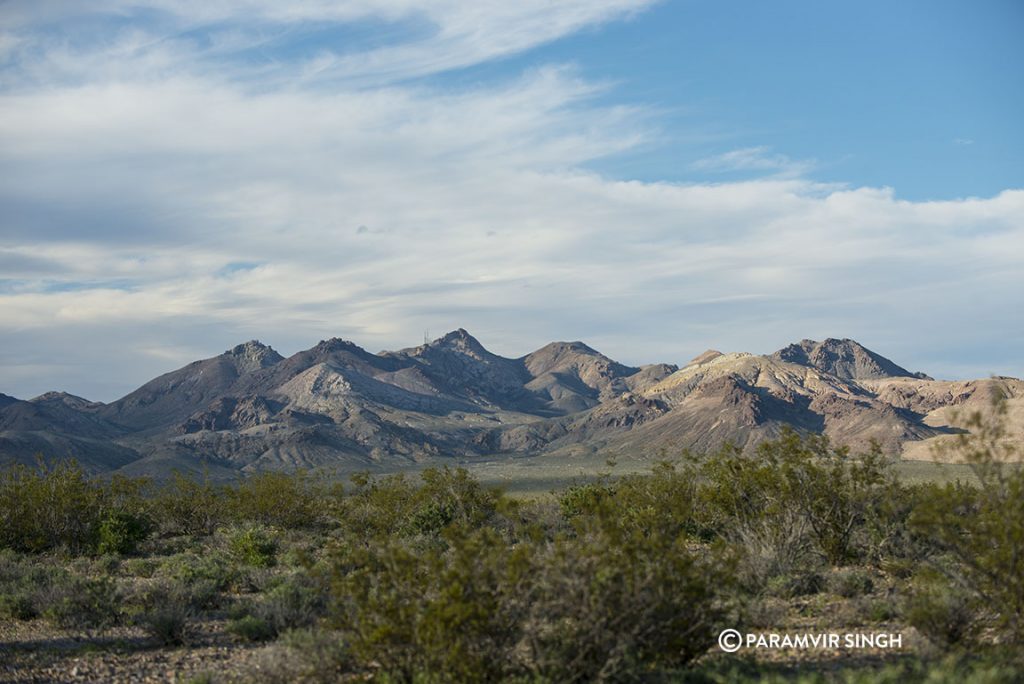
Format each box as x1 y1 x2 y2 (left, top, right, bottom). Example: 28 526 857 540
1 332 1019 478
771 338 931 381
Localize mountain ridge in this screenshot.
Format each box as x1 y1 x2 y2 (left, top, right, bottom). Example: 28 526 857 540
1 331 1019 477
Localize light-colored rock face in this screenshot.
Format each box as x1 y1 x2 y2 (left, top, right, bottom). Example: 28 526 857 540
861 377 1024 462
3 331 1020 478
644 353 859 406
275 363 354 412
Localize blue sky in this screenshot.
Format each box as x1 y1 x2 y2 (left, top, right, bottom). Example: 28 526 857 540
0 1 1022 400
454 0 1024 198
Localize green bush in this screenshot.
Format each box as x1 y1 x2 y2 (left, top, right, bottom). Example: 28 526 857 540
159 551 234 608
228 614 276 642
521 524 726 681
765 571 826 599
699 429 895 564
132 580 194 645
0 551 125 628
731 512 821 595
230 470 337 529
558 480 615 520
0 461 151 555
327 464 728 683
97 510 151 555
341 467 504 541
152 471 229 536
228 526 278 568
909 399 1024 645
328 526 529 682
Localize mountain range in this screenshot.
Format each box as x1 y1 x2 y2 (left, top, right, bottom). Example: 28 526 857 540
1 331 1020 478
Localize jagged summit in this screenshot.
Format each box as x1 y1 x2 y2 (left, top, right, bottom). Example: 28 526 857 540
432 328 487 352
226 340 284 372
771 338 922 381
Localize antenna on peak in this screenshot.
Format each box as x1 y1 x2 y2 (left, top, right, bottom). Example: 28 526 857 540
424 329 429 345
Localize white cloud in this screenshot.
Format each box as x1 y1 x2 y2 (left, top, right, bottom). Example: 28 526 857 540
0 2 1021 400
690 146 815 178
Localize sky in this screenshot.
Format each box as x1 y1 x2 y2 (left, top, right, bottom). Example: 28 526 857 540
0 0 1022 402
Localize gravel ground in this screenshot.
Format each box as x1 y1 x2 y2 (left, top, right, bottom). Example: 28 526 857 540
0 617 267 683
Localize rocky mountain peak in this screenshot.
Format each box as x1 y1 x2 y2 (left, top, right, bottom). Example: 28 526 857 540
436 328 484 348
771 338 917 381
409 329 491 361
313 338 362 354
226 340 284 373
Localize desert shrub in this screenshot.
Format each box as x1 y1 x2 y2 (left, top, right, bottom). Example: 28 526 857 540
37 572 122 630
328 525 529 682
828 567 875 598
731 510 821 595
764 571 826 599
131 580 195 645
0 549 59 620
558 480 615 520
863 478 936 568
261 572 325 627
97 510 151 555
521 523 726 681
341 472 420 538
242 628 352 684
142 604 191 645
327 465 728 682
231 571 326 642
227 526 278 567
699 429 894 564
227 569 326 644
159 550 235 608
229 470 338 529
0 461 151 554
123 557 158 578
0 552 125 628
341 467 504 541
903 570 980 649
909 399 1024 645
561 462 701 541
228 614 276 642
152 471 229 536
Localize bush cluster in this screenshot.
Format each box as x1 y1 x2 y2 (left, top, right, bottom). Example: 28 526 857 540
322 464 727 682
0 464 340 555
2 401 1023 680
0 461 150 554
